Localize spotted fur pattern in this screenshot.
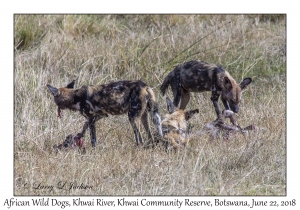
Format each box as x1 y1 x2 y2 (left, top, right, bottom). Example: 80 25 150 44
160 60 252 118
47 80 163 147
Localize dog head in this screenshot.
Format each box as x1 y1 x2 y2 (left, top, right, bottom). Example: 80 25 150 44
47 80 77 118
161 97 199 148
221 77 252 113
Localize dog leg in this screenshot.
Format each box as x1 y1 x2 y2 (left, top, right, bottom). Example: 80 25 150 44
88 120 97 147
129 117 143 145
75 115 106 146
88 115 108 147
179 88 190 110
141 112 153 140
141 112 157 147
128 96 144 145
76 121 89 139
172 86 181 107
211 90 221 118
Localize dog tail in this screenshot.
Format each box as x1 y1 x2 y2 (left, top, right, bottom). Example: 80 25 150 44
160 72 172 96
146 87 163 137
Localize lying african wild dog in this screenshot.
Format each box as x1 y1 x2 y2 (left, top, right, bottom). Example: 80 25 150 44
160 60 252 118
158 97 199 150
47 80 163 147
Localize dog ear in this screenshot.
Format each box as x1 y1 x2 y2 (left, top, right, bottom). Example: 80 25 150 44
166 97 177 114
184 109 199 121
47 84 59 97
239 78 252 90
66 79 76 89
223 77 233 90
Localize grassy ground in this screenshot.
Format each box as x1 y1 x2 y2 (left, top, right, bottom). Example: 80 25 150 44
14 14 286 195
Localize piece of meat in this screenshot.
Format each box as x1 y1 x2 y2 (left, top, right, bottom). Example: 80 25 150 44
74 136 84 148
207 109 257 140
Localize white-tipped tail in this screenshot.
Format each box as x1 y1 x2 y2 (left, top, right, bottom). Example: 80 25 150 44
153 112 163 137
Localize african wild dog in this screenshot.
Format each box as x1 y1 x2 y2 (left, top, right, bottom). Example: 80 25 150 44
158 97 199 150
160 60 252 118
47 80 163 147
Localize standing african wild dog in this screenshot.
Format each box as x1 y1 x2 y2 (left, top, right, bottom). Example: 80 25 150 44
159 97 199 150
160 60 252 118
47 80 163 147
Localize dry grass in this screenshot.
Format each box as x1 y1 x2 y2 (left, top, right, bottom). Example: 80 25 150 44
14 14 286 195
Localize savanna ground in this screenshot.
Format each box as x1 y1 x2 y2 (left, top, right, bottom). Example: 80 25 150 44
14 14 286 195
